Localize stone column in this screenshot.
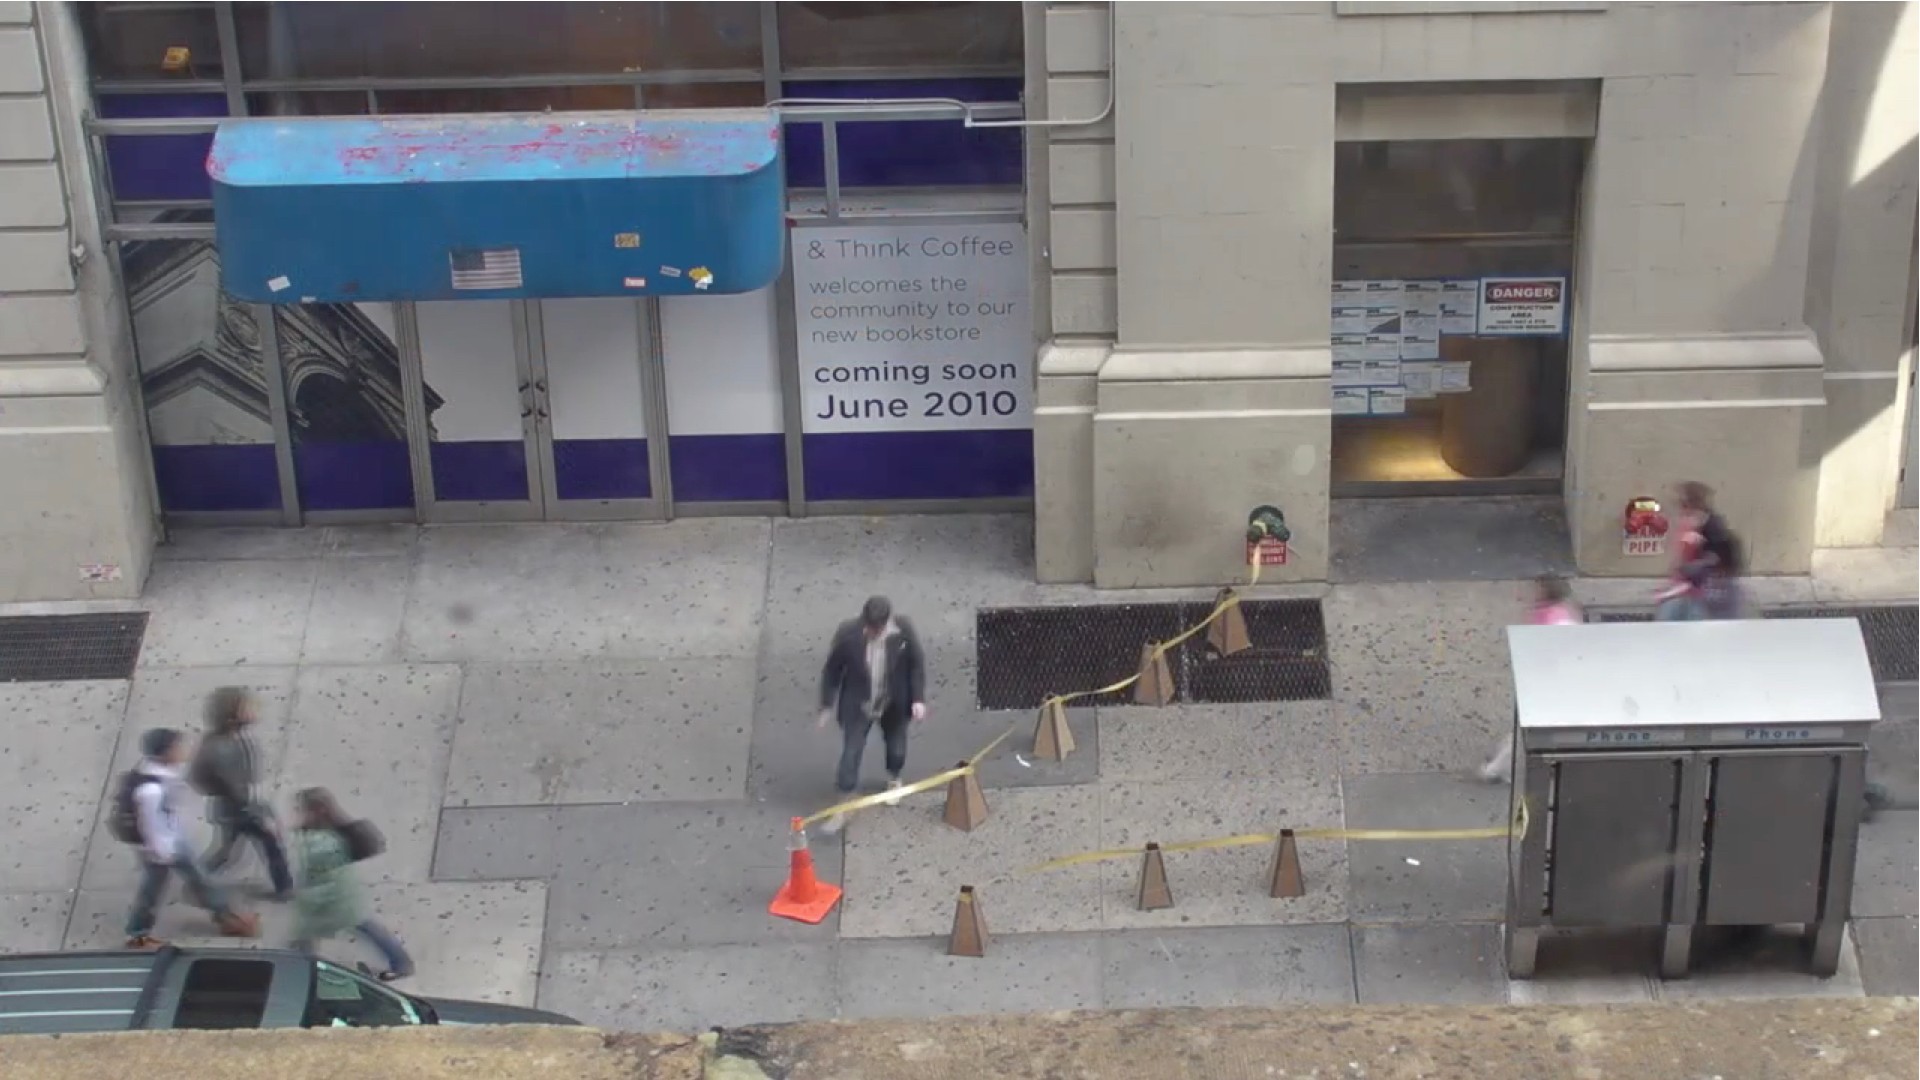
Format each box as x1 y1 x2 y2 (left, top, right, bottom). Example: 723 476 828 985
0 3 155 600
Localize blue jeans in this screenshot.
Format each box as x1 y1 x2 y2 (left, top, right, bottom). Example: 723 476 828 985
295 920 414 976
1656 595 1707 622
126 849 230 937
204 800 293 896
836 708 909 793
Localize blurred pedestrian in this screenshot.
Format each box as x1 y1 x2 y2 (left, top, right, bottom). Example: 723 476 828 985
289 787 413 982
816 595 928 833
1655 481 1747 621
115 727 261 947
192 686 292 900
1478 575 1584 783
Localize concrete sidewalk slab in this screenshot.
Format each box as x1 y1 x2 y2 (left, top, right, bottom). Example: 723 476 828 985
401 521 770 663
839 785 1102 939
63 886 298 949
79 666 298 892
301 556 411 665
1099 923 1354 1008
271 664 463 885
431 805 559 882
1343 772 1509 923
760 515 1038 646
322 525 420 559
541 801 843 950
1330 496 1575 584
1324 581 1519 773
1097 701 1343 784
0 891 74 953
838 933 1103 1020
353 880 546 1007
1853 916 1919 997
1352 923 1506 1004
1812 546 1920 602
538 941 836 1032
155 526 332 562
445 658 755 807
1852 811 1918 919
748 649 1094 807
1098 776 1347 930
1 680 127 891
138 559 319 669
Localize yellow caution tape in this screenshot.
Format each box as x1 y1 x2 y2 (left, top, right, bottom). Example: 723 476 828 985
797 761 972 828
798 555 1265 831
797 718 1028 829
1041 557 1263 711
1023 801 1530 874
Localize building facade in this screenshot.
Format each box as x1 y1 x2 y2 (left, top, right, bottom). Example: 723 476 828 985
1032 1 1918 586
0 1 1912 602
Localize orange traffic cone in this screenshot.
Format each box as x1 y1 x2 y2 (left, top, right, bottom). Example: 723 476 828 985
768 817 843 924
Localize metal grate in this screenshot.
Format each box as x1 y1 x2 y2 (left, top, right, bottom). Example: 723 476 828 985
0 613 149 683
1593 603 1917 684
976 603 1186 709
1768 605 1917 684
976 599 1331 709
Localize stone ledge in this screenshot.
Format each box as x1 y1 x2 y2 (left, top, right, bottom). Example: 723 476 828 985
1099 345 1331 382
1588 330 1823 373
0 999 1911 1080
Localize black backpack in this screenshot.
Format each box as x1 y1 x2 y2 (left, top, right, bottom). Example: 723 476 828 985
108 771 160 844
1701 514 1745 576
336 818 386 863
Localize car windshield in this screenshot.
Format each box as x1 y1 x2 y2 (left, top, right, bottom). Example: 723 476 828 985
302 960 422 1028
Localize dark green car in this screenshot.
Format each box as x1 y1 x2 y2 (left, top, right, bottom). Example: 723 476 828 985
0 947 577 1035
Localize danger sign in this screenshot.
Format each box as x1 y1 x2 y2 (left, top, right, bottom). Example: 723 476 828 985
1478 276 1568 337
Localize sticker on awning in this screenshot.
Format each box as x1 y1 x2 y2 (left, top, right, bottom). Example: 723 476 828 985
449 247 523 290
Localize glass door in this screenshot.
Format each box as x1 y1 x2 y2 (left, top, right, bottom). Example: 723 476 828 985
410 299 543 520
527 298 665 519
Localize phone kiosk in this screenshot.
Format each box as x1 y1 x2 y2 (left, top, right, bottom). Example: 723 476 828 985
1503 618 1880 980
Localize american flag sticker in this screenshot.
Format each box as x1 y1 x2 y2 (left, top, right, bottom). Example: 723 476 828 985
449 247 524 291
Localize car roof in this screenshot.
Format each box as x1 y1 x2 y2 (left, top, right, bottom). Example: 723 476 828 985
0 950 170 1036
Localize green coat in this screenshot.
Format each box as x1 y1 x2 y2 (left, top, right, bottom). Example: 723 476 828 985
293 828 365 941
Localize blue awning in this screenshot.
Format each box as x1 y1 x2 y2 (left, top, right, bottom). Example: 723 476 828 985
209 110 785 303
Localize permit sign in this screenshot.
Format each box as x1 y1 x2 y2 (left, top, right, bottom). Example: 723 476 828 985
1477 277 1567 336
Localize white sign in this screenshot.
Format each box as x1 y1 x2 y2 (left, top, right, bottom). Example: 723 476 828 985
1439 280 1479 334
793 223 1031 433
1400 361 1438 398
1368 386 1407 415
1477 276 1567 336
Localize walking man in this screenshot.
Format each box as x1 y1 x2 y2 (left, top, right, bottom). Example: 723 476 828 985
194 687 293 900
119 728 260 947
816 596 927 833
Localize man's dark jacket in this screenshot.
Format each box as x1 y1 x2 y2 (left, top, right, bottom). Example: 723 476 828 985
819 616 927 727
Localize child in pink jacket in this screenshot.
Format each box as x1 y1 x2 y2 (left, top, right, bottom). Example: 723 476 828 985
1478 576 1582 783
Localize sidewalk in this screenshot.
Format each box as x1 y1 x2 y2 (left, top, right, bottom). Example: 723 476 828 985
0 514 1912 1031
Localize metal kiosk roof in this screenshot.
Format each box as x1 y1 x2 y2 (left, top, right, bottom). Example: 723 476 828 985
209 109 785 303
1507 618 1881 732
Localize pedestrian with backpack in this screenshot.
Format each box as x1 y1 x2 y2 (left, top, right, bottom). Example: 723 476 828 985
116 728 261 948
289 787 413 982
1655 481 1748 621
193 687 292 900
